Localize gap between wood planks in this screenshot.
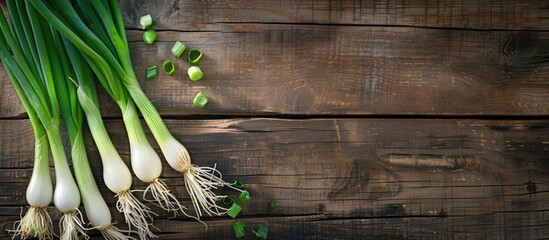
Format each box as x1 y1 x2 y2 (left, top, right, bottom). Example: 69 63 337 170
124 22 549 34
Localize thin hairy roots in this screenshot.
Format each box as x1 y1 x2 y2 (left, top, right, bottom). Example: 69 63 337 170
116 190 157 240
10 206 53 240
59 209 89 240
183 164 233 218
143 178 193 217
100 225 137 240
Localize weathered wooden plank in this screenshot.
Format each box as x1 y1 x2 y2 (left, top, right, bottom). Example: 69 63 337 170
1 3 548 118
124 26 548 117
120 0 549 31
0 118 548 238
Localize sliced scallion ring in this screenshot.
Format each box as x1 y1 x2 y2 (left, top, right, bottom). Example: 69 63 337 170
227 203 242 218
143 29 157 44
171 41 186 58
188 48 203 64
233 221 246 238
233 180 245 189
238 190 250 203
146 65 157 80
187 66 203 81
255 225 269 240
193 92 209 108
222 196 236 206
162 60 175 75
269 199 277 209
139 14 153 28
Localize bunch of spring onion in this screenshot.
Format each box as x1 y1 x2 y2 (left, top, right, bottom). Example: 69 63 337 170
0 2 84 239
74 0 189 218
29 0 243 218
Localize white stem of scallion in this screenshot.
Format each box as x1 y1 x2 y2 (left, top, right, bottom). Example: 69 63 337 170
76 86 156 239
122 101 189 215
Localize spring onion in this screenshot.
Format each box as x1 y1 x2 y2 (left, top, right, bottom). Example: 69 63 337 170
233 221 246 238
188 48 203 64
30 0 240 221
2 36 53 240
146 65 157 80
143 29 157 44
238 190 250 203
2 2 53 239
223 196 236 206
61 35 130 240
139 14 153 28
171 41 186 57
255 225 269 240
150 99 157 108
227 203 242 218
193 92 209 108
163 60 175 75
0 2 84 238
188 66 203 81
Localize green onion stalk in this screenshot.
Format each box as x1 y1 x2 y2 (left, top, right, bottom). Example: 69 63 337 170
57 30 136 239
29 0 243 219
4 2 53 239
0 2 83 239
3 47 53 240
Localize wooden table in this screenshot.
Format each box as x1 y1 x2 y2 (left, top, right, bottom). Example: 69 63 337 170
1 1 549 239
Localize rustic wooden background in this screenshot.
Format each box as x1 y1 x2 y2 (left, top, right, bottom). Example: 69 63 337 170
1 0 549 239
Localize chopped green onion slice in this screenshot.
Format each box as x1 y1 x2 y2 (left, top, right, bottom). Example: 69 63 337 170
162 60 175 75
193 92 209 108
233 221 246 238
188 48 203 64
227 203 242 218
233 180 245 189
268 199 276 209
222 196 236 206
255 225 269 240
139 14 153 28
238 190 250 203
150 99 157 108
171 41 186 58
143 29 157 44
146 65 157 80
187 66 203 81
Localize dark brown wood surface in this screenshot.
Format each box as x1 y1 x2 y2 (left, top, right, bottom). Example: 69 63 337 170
0 0 548 239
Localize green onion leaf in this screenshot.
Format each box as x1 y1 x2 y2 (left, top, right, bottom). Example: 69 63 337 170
222 196 236 206
139 14 153 28
187 66 203 81
255 225 269 240
187 48 203 64
269 199 277 209
143 29 157 44
146 65 157 80
233 221 246 238
150 99 157 109
238 190 250 203
193 91 209 108
162 60 175 75
233 180 245 190
227 203 242 218
171 41 186 58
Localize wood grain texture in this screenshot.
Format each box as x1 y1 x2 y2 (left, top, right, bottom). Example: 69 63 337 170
119 0 549 31
0 118 548 239
1 1 549 118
